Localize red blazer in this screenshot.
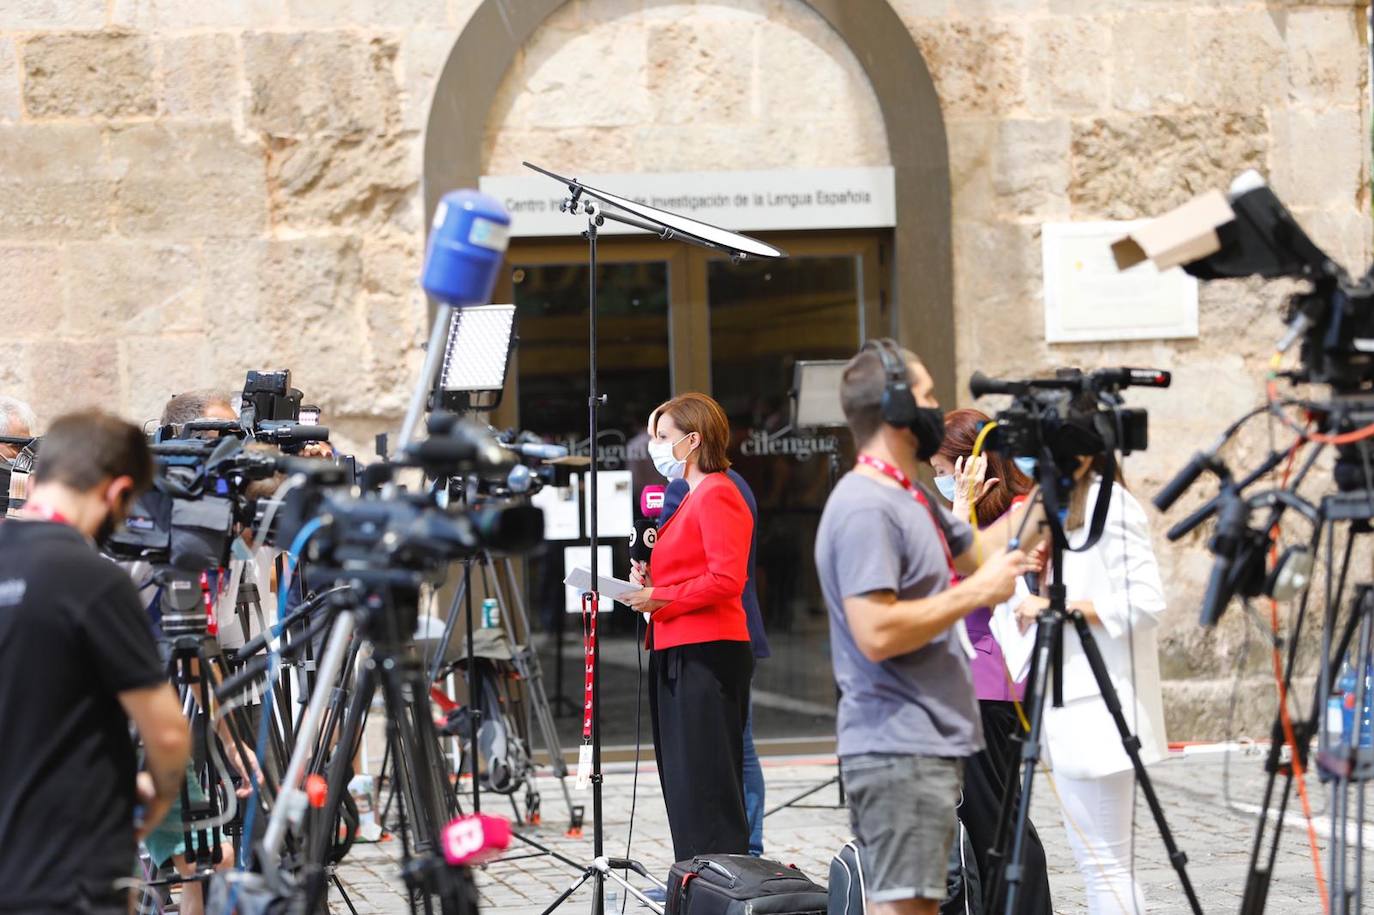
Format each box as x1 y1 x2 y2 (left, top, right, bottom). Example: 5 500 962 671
649 472 753 650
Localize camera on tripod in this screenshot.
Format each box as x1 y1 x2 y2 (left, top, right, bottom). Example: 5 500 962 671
969 366 1169 502
276 413 545 577
104 435 289 573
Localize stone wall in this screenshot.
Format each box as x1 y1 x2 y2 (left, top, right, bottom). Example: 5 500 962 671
2 0 1370 735
482 0 1372 735
0 0 484 448
905 0 1371 728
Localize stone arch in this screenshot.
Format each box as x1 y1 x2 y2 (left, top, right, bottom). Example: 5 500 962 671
423 0 954 396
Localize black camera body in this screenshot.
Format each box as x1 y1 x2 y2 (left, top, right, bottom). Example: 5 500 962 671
240 370 328 455
970 367 1168 469
104 437 286 571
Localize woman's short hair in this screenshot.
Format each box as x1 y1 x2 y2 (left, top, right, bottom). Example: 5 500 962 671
936 408 1032 527
649 393 732 474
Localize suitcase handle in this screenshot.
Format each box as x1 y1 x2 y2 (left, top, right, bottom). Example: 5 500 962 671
693 859 738 886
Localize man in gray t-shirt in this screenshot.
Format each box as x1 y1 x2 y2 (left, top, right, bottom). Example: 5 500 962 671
817 472 981 758
816 341 1041 915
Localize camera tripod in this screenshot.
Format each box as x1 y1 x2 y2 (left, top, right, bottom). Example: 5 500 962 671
423 547 578 830
1236 488 1374 915
130 565 293 915
242 568 473 915
983 487 1202 915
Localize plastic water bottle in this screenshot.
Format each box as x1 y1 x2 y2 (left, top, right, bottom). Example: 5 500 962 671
1327 664 1348 750
481 597 500 629
1342 655 1374 749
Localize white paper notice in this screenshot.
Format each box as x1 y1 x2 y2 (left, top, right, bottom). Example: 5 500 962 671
531 478 581 541
583 470 634 540
562 546 616 612
1043 220 1199 343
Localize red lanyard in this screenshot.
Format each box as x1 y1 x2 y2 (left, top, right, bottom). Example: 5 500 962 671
21 503 72 526
580 592 598 742
856 454 957 579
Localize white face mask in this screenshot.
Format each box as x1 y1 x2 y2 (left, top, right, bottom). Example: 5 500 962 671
648 433 694 481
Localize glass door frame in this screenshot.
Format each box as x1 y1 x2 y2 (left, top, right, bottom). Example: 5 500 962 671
490 229 892 417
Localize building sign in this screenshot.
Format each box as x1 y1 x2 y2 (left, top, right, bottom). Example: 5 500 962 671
740 426 839 462
480 166 895 237
1042 220 1199 343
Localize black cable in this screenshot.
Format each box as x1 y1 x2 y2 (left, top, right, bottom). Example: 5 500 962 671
620 620 646 914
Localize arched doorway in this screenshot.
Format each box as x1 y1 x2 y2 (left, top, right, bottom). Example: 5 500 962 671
422 0 951 749
424 0 952 395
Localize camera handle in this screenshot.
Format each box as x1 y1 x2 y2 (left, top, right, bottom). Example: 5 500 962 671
984 491 1203 915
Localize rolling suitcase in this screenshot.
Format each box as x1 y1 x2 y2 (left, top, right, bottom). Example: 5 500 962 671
666 854 828 915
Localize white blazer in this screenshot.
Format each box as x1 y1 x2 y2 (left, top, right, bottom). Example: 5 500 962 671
992 478 1169 779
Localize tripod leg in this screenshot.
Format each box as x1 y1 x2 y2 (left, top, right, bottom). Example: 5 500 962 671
303 659 377 914
540 869 595 915
1068 611 1203 915
262 610 356 870
993 612 1058 915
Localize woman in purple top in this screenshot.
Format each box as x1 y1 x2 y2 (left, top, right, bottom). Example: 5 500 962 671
932 408 1052 915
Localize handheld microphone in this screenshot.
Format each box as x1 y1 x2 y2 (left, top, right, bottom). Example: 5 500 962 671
640 484 666 518
441 813 512 866
422 190 511 308
630 485 666 565
630 518 657 564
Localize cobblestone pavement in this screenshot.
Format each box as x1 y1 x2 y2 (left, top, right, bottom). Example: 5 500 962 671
331 747 1373 914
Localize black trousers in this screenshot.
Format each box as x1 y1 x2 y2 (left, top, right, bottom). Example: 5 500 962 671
960 700 1053 915
649 640 754 862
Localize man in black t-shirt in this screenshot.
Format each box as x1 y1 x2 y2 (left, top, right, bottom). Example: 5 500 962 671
0 411 190 915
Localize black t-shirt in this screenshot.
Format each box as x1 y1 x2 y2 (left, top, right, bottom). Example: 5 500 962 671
0 520 166 911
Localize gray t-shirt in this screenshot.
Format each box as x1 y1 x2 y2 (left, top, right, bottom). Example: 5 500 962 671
815 471 983 758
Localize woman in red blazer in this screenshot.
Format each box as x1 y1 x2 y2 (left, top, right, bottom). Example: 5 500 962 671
625 392 754 861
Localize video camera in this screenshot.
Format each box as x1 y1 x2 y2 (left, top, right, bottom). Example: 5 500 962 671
970 367 1169 464
969 366 1170 548
1128 172 1374 624
1 435 38 517
103 434 291 571
276 413 545 574
1115 170 1374 394
239 369 330 454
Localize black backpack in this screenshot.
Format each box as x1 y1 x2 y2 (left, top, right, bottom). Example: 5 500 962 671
827 826 980 915
667 854 828 915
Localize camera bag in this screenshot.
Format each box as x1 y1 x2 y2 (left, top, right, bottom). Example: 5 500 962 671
665 854 827 915
826 841 864 915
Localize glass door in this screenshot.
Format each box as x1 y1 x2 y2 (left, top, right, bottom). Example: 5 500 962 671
491 231 888 751
693 233 886 745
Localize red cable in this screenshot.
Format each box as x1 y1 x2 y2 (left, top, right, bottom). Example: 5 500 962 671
1268 432 1330 911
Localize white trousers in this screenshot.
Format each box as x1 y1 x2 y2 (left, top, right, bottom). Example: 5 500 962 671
1055 770 1146 915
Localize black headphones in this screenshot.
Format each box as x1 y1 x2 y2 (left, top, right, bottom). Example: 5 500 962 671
863 338 918 429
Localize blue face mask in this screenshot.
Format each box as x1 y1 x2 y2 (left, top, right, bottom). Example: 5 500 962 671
934 475 957 503
1014 456 1038 479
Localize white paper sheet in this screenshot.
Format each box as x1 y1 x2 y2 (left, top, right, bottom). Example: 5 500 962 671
563 565 639 601
561 545 618 612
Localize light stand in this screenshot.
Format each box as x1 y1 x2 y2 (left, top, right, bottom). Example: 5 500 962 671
765 360 850 817
525 161 785 915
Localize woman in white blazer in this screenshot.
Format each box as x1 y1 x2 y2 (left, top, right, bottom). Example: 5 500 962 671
995 453 1168 915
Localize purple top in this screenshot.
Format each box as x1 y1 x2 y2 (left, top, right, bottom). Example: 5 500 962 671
966 602 1025 703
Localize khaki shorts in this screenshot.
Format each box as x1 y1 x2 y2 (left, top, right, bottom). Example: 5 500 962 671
840 753 964 903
